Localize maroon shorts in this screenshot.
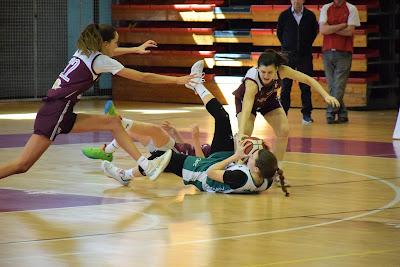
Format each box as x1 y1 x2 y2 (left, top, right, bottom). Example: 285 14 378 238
33 99 77 141
235 96 282 117
174 143 211 157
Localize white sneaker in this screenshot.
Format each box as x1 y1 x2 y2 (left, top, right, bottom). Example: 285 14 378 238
185 60 205 91
101 160 131 186
145 149 172 181
273 172 290 187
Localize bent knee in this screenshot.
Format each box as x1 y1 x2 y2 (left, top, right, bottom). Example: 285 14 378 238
107 116 123 128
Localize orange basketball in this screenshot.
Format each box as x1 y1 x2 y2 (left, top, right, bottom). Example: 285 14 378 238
243 137 265 155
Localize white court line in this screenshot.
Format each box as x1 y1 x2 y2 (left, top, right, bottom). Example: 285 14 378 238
1 162 399 261
163 162 400 247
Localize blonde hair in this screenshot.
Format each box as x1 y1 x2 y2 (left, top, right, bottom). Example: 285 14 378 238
77 24 116 56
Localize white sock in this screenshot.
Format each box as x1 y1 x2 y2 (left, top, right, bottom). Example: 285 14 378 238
105 139 120 153
137 155 150 171
156 137 176 151
124 168 134 179
194 84 211 101
121 118 134 130
145 139 157 153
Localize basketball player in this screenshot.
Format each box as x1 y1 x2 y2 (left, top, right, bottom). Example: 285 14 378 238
0 23 198 180
233 49 340 184
102 61 289 195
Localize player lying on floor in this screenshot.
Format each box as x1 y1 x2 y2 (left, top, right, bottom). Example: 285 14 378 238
101 63 289 195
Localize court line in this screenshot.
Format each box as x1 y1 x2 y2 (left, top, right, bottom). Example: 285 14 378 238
0 162 398 262
160 162 400 247
245 247 400 266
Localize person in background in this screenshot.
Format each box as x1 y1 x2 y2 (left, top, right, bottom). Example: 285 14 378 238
277 0 319 125
319 0 360 124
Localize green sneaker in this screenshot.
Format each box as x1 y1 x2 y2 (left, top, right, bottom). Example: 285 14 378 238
82 146 113 162
104 100 118 116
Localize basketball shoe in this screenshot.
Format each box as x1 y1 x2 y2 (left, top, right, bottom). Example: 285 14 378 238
101 161 131 186
185 60 205 91
82 144 113 162
145 149 172 181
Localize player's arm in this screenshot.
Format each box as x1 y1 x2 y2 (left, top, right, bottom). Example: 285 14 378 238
207 140 250 182
191 125 205 158
116 67 196 85
279 65 340 108
113 40 157 56
238 80 258 136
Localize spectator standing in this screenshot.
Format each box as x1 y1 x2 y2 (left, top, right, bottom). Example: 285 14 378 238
319 0 360 124
277 0 319 125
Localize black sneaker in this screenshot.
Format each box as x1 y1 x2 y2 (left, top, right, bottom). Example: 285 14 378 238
327 117 336 124
302 114 314 125
337 117 349 124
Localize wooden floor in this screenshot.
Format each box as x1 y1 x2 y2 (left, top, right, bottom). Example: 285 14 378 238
0 98 399 267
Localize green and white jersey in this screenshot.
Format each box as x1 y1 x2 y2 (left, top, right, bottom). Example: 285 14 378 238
182 151 269 193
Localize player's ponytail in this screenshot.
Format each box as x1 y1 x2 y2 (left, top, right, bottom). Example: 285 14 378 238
277 168 290 197
77 24 116 56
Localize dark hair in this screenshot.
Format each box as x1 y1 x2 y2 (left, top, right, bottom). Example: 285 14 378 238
77 24 116 56
257 49 288 68
256 148 289 196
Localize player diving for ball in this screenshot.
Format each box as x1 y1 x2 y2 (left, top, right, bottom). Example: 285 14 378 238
101 60 289 196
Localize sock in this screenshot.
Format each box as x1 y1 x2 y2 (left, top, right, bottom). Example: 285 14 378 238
105 139 119 153
194 84 211 101
156 137 176 151
145 139 157 153
121 118 134 130
124 168 134 179
137 155 150 171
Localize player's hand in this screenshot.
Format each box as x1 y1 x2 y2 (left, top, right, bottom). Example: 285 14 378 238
191 124 200 140
175 74 199 85
161 121 177 134
234 139 252 160
324 95 340 108
136 40 158 54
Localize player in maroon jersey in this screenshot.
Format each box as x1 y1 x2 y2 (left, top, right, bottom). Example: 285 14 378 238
0 24 198 180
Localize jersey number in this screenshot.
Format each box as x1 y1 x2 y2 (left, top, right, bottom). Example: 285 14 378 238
59 58 80 82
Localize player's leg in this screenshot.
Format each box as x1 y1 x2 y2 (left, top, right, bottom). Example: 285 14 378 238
0 134 52 179
72 114 171 180
263 107 290 186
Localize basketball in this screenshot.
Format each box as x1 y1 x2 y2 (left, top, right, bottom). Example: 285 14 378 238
243 137 266 155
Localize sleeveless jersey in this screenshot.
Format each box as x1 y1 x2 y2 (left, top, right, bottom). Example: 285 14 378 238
232 67 281 112
182 151 270 193
45 51 102 103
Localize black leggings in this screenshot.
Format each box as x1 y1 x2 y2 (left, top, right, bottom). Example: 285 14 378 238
139 98 234 177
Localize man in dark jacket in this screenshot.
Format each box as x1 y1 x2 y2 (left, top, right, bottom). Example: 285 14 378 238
277 0 319 124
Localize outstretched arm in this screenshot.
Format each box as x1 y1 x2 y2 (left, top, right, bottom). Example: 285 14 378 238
279 65 340 108
238 80 258 136
161 121 186 143
191 125 205 158
116 67 196 85
113 40 157 56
